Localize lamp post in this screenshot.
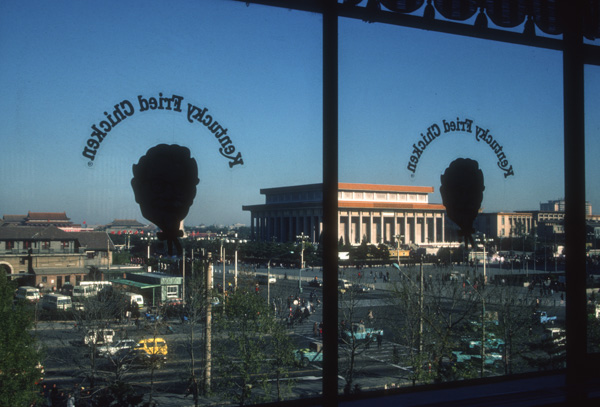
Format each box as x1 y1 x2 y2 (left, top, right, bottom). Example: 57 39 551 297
267 259 272 306
182 247 186 308
229 233 247 292
483 234 487 286
296 233 309 294
394 234 404 266
215 233 227 294
141 234 157 272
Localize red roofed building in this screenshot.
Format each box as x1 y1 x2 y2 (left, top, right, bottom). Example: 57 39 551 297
1 212 74 228
25 211 73 227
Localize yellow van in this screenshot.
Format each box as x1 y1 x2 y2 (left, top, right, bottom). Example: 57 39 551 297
136 338 168 357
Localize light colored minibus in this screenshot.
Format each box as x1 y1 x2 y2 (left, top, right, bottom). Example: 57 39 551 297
15 286 41 302
41 293 72 310
72 285 97 299
124 292 144 308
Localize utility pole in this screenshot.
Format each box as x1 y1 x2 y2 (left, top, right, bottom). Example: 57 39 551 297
182 248 186 308
267 259 272 306
296 233 309 294
483 234 487 286
481 293 486 378
419 255 424 355
394 234 404 266
204 257 213 394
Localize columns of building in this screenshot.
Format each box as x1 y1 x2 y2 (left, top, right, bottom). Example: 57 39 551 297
359 212 363 244
249 207 443 245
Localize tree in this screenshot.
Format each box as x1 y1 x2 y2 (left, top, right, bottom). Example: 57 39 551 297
389 264 481 384
213 287 295 405
68 288 128 392
266 315 296 402
0 270 44 407
181 259 210 405
338 274 380 394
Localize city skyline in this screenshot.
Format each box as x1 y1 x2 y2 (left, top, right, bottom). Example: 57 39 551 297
1 1 599 227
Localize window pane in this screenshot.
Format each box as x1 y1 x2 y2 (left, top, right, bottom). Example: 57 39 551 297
339 17 564 392
0 1 321 405
585 65 600 354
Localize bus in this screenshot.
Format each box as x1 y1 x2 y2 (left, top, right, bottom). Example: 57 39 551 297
124 292 144 308
80 281 112 291
15 286 41 302
72 285 97 299
41 293 72 311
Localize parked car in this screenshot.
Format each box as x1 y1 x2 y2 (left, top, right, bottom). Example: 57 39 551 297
163 298 182 307
15 286 41 302
295 341 323 367
451 350 503 365
350 284 372 293
340 323 383 343
84 329 115 346
534 310 557 324
256 274 276 284
137 337 168 357
97 339 137 357
467 337 505 354
109 348 148 368
134 338 168 366
308 278 323 287
338 279 351 293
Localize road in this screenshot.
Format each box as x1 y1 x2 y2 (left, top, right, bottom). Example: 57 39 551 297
33 264 566 404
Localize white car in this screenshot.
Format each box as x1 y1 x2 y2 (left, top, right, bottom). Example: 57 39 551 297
97 339 137 356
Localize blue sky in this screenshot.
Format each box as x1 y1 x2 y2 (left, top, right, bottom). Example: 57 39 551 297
0 0 598 227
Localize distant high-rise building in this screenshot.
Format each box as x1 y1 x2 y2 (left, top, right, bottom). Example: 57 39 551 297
540 199 592 216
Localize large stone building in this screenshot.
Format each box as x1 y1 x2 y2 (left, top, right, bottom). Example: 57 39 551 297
243 183 447 246
0 225 114 290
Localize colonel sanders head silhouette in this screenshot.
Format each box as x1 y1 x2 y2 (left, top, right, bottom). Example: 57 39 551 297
131 144 199 256
440 158 485 249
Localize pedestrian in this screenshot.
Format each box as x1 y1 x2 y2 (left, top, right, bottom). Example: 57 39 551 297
377 333 382 348
67 393 75 407
313 322 319 337
50 384 59 406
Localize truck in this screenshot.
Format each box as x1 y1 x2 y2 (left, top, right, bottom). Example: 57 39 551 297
451 350 503 366
340 323 383 343
467 334 505 354
295 341 323 367
534 310 557 324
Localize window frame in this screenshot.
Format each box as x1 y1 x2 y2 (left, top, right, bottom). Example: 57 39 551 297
232 0 598 405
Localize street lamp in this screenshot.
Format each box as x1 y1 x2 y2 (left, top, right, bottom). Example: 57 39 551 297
394 234 404 266
228 233 247 292
141 234 157 272
216 233 227 294
267 259 273 306
296 232 309 294
483 234 487 286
